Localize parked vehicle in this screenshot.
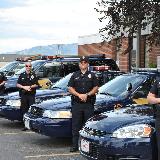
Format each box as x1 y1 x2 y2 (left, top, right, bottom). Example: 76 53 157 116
23 72 157 138
0 69 124 122
0 61 25 77
79 104 157 160
4 54 120 92
0 73 72 121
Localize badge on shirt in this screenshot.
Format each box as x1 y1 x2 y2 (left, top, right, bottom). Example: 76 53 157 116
88 74 91 79
31 75 34 79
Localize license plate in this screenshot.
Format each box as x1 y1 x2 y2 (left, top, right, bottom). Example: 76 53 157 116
24 116 30 130
80 139 89 153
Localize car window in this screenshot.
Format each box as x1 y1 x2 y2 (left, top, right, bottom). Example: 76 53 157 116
14 63 25 73
51 73 73 90
15 60 46 75
99 75 145 97
0 61 18 72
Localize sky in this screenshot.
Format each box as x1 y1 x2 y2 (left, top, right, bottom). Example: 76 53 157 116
0 0 101 53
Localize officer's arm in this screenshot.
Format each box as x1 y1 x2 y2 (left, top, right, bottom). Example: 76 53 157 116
68 87 80 97
17 83 24 89
147 92 160 104
86 86 99 96
0 74 7 86
30 84 38 89
0 80 6 86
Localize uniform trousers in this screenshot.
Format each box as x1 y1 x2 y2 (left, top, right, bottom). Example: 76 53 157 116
71 102 94 148
20 94 35 116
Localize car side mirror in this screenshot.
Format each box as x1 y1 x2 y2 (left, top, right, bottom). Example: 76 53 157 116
126 83 132 91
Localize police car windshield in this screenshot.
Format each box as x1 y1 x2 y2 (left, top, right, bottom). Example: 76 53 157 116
99 74 145 97
14 63 25 73
15 60 46 75
0 61 18 72
51 73 73 90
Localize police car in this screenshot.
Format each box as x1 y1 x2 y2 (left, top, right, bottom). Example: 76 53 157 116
23 71 158 138
4 54 120 92
0 67 124 122
79 104 157 160
0 73 72 121
0 61 25 77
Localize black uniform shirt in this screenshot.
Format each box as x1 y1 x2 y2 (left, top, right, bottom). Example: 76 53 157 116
68 70 99 104
149 79 160 115
17 71 39 95
150 80 160 96
0 72 7 84
0 72 7 90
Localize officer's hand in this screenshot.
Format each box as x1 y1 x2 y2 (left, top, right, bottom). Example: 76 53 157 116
79 94 87 102
23 86 32 91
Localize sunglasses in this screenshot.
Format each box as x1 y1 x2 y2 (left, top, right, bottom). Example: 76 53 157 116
25 65 32 68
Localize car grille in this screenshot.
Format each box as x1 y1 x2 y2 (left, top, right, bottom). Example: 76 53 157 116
84 127 107 137
30 106 43 117
81 141 115 160
81 142 140 160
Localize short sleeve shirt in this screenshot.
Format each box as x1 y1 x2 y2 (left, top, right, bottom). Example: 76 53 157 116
150 80 159 97
0 72 7 91
68 70 99 104
17 71 39 95
0 72 7 84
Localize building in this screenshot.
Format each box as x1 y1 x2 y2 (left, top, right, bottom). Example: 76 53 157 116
78 33 160 72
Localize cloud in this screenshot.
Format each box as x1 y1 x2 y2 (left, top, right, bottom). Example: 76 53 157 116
0 0 101 53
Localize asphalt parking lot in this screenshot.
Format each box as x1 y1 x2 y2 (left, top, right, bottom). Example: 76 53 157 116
0 118 86 160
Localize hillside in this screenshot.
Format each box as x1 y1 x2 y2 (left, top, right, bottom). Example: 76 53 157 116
3 43 78 56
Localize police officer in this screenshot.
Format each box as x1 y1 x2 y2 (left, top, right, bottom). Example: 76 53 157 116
147 78 160 160
17 61 39 131
68 56 99 152
0 72 7 95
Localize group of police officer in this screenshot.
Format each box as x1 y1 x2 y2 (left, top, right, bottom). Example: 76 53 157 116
0 57 99 152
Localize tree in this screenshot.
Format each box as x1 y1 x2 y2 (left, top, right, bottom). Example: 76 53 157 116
95 0 160 67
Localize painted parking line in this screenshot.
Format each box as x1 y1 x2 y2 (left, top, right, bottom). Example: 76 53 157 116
0 131 35 136
25 152 80 159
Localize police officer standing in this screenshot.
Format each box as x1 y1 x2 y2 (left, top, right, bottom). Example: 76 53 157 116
0 72 7 95
17 61 39 131
68 56 99 152
147 79 160 160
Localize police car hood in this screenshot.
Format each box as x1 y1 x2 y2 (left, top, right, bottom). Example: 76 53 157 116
32 94 116 111
0 88 66 100
84 105 154 133
32 95 71 110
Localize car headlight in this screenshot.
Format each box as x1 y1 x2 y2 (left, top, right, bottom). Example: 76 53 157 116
6 99 21 108
43 110 72 119
112 124 153 138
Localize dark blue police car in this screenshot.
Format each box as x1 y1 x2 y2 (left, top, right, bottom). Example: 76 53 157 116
0 73 72 121
79 104 157 160
23 72 157 138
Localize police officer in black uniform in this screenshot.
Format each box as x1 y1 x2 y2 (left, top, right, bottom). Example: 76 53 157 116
17 61 39 131
147 79 160 160
68 56 99 152
0 72 7 95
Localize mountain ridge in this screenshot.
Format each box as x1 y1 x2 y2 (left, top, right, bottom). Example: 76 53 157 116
1 43 78 55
